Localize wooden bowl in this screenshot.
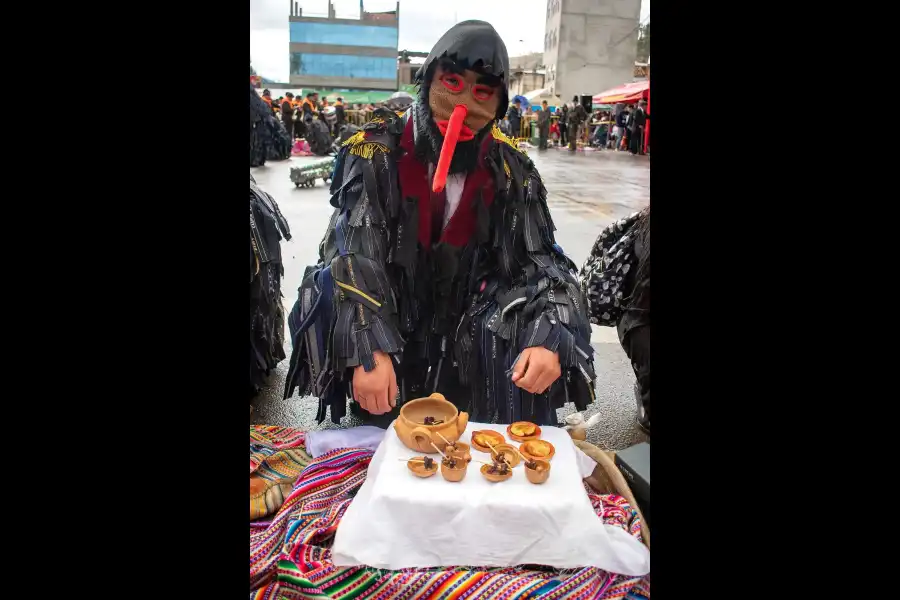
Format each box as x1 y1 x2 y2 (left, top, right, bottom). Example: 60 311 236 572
507 421 542 442
447 441 472 464
407 457 438 478
480 464 513 482
524 458 551 484
394 393 469 453
470 430 506 453
491 443 521 467
440 458 468 482
520 440 556 461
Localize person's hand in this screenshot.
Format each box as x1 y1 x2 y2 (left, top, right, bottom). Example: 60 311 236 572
352 350 398 415
511 347 562 394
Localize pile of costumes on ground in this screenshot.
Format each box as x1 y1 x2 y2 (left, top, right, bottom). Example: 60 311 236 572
249 425 650 599
250 175 291 398
250 83 293 167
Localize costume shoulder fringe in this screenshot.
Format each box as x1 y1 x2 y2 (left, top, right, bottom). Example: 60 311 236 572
342 116 390 159
491 124 523 154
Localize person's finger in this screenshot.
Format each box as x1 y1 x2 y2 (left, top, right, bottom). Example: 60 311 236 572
511 349 532 382
534 370 557 395
389 369 398 408
516 360 543 392
365 387 381 415
373 381 390 415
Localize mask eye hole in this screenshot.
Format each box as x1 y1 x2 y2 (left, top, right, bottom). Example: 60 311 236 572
440 74 464 93
472 85 495 101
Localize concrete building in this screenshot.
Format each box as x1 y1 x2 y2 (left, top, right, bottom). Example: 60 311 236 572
508 69 546 98
288 1 399 91
543 0 641 101
508 53 546 97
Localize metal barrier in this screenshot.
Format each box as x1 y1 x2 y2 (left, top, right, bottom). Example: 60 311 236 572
345 110 374 127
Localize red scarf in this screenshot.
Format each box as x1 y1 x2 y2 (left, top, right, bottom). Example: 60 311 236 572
398 117 495 248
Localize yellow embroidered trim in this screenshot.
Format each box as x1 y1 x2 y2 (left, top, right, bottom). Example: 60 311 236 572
342 127 389 159
341 130 365 147
348 142 389 159
335 280 383 308
491 125 521 152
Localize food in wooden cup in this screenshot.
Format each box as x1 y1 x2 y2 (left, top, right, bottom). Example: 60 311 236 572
470 430 506 453
446 441 472 463
440 455 468 482
394 393 469 453
520 439 556 461
507 421 542 442
480 460 513 482
408 456 438 478
491 443 521 467
524 458 551 484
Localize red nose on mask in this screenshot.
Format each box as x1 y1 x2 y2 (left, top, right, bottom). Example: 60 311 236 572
432 104 469 193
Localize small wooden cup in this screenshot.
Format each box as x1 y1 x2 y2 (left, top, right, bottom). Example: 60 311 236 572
440 458 468 482
446 441 472 464
524 459 551 484
491 444 521 468
480 464 513 482
407 457 438 478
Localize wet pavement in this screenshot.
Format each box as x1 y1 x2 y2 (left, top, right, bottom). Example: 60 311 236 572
250 146 650 450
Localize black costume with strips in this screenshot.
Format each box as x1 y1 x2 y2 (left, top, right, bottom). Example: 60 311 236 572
250 174 292 396
250 84 292 167
580 210 650 434
284 21 595 426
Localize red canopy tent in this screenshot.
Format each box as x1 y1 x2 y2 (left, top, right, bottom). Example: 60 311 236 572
593 79 650 154
592 80 648 105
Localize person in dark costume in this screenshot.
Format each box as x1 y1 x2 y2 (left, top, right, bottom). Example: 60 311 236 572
630 100 649 155
283 21 596 427
558 104 569 146
261 89 275 115
281 92 296 140
537 100 551 150
506 99 522 139
568 96 587 151
250 174 292 399
250 84 293 167
333 97 346 136
580 208 650 436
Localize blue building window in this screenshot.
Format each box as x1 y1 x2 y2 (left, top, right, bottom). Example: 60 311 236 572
290 53 396 81
290 22 398 49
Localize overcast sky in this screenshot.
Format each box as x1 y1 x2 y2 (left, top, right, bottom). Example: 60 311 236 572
251 0 650 81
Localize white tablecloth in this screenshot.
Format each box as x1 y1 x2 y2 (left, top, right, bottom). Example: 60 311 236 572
331 421 650 575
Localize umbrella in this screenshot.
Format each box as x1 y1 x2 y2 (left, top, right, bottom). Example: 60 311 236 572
387 91 414 111
524 88 562 109
512 94 529 107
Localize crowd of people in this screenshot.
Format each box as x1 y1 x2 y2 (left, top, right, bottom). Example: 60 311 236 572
254 88 419 158
589 100 649 154
497 96 649 155
259 89 347 141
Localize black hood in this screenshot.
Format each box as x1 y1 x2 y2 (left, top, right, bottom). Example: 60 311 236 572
414 20 510 122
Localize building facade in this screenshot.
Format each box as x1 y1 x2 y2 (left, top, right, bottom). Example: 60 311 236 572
288 1 399 91
543 0 641 101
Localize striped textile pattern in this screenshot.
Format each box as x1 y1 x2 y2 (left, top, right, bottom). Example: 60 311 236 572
250 428 650 599
251 426 313 520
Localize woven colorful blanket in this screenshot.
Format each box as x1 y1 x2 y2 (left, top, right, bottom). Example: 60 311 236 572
249 425 650 600
251 426 313 520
